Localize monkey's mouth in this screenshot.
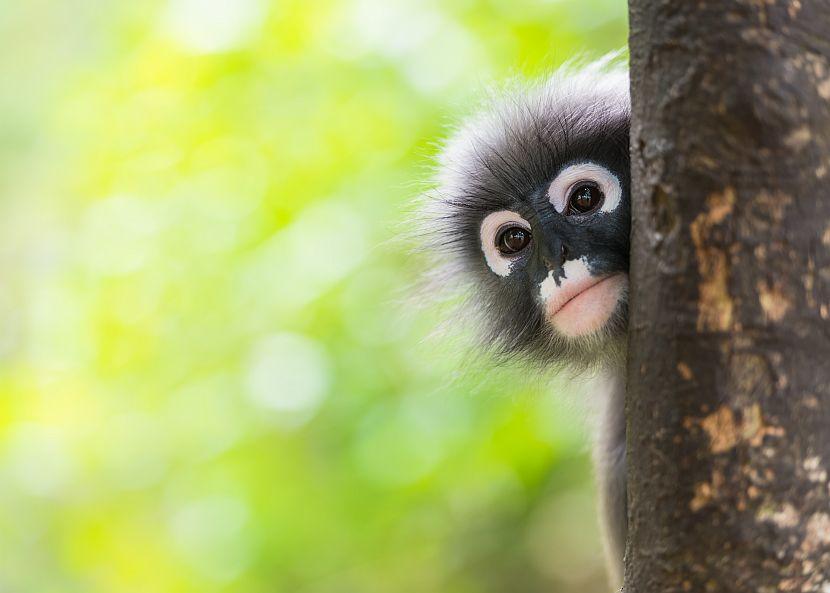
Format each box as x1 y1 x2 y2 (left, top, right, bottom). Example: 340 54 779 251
545 274 627 337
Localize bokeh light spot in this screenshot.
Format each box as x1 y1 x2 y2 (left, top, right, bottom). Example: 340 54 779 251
6 424 76 498
244 332 330 428
162 0 265 53
169 495 252 582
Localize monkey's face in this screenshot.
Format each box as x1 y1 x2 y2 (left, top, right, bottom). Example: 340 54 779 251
478 159 629 343
426 64 630 366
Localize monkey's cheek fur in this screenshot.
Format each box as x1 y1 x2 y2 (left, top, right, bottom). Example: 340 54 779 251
547 274 628 337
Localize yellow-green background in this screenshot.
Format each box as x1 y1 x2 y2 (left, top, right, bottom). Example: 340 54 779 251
0 1 627 591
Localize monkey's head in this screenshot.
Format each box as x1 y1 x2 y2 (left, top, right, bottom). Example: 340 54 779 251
422 59 631 370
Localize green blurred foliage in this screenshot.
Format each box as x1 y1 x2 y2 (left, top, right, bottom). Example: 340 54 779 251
0 1 627 592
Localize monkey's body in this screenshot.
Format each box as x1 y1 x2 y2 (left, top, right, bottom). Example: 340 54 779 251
594 367 627 585
423 58 631 588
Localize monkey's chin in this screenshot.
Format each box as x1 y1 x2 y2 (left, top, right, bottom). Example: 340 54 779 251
548 274 628 338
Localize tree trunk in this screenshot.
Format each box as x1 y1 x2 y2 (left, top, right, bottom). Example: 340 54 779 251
626 2 830 591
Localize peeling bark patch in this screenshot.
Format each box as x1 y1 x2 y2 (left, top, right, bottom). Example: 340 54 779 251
757 502 800 528
698 406 741 453
757 280 792 322
688 404 783 454
697 249 732 331
802 513 830 554
785 125 812 150
740 404 784 446
728 352 774 404
651 185 678 239
788 0 802 19
804 456 828 483
702 187 735 225
740 191 793 238
690 470 726 512
691 187 736 332
740 404 774 446
690 481 715 512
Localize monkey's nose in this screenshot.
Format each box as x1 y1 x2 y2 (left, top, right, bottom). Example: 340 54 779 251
543 241 570 270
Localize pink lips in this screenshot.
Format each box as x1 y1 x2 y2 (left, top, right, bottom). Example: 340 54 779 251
545 274 627 337
544 274 609 318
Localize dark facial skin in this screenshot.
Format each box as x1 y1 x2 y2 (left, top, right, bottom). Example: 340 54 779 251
493 154 631 293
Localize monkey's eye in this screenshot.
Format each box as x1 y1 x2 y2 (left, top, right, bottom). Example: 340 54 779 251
480 211 532 276
496 226 531 255
547 163 621 215
567 183 605 215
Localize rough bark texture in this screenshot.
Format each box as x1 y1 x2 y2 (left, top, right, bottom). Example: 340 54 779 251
626 1 830 591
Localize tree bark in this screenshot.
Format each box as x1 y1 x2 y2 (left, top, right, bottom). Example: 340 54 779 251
626 2 830 591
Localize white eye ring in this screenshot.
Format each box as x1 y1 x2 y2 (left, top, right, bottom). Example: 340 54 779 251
547 162 622 215
479 210 531 277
